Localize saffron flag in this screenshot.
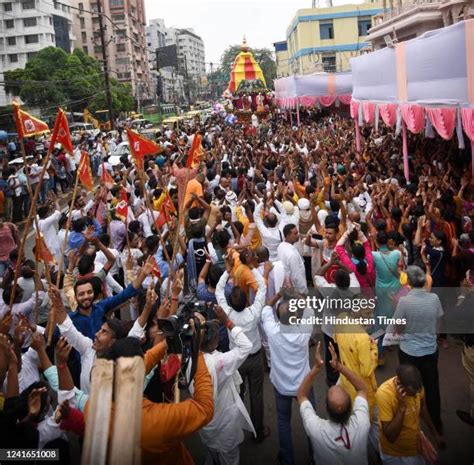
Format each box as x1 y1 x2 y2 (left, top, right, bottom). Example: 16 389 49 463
115 188 128 221
186 133 203 168
35 234 55 264
156 191 177 229
100 162 114 188
50 109 73 154
126 129 161 171
12 102 49 139
78 151 94 191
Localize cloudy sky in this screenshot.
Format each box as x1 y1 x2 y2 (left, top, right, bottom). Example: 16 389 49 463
144 0 363 67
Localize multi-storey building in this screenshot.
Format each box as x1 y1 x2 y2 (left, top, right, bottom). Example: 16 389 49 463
71 0 152 101
274 40 290 78
366 0 474 49
283 1 383 75
0 0 75 105
146 19 206 103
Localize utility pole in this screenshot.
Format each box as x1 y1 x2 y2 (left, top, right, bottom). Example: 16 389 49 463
96 0 114 130
183 55 191 105
209 62 214 100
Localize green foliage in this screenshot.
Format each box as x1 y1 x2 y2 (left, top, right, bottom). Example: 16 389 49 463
217 45 277 90
4 47 134 114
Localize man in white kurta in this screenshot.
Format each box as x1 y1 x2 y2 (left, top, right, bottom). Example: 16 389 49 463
37 204 62 262
277 223 308 295
191 311 255 465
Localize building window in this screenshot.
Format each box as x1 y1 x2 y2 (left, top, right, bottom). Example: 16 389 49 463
112 14 125 21
22 1 35 9
80 17 85 28
23 17 37 27
79 2 84 11
94 45 103 54
116 43 126 52
320 22 334 40
25 34 39 44
53 1 59 8
7 36 16 46
5 19 14 28
9 54 18 63
322 55 336 72
83 45 88 53
358 18 372 36
82 31 87 42
110 0 124 6
3 3 13 11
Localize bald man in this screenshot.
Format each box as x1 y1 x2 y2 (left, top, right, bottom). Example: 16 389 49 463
297 342 371 465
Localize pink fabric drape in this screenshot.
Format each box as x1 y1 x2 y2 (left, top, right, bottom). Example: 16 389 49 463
319 96 337 107
461 108 474 181
355 121 361 153
400 104 425 134
298 96 318 107
362 102 375 124
338 95 352 106
426 108 457 140
350 100 359 119
378 103 398 127
402 121 410 182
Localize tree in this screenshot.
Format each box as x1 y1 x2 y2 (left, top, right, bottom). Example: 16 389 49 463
4 47 134 114
218 44 277 90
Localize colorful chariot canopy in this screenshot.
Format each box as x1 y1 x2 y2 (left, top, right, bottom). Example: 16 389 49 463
227 37 267 94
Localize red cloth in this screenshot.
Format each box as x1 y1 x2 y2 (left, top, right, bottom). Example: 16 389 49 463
60 407 85 437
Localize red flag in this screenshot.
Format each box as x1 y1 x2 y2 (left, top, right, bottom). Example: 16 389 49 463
126 129 161 171
186 133 203 168
35 234 55 264
115 188 128 221
149 256 161 279
12 101 49 139
50 109 73 154
78 151 94 191
100 162 114 188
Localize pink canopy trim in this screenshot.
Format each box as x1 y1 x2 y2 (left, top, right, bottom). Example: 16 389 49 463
350 100 359 119
378 103 398 127
426 108 457 140
319 96 337 107
299 96 319 107
362 102 375 123
400 104 426 134
339 95 352 105
461 107 474 141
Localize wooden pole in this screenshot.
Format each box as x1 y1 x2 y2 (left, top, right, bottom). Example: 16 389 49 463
81 359 114 465
109 357 144 465
56 172 81 286
9 143 55 311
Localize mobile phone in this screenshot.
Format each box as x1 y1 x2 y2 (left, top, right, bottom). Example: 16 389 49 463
312 234 323 240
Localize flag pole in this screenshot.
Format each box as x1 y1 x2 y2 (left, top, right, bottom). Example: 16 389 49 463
56 170 81 287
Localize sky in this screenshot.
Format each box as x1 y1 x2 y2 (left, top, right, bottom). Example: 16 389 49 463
144 0 364 67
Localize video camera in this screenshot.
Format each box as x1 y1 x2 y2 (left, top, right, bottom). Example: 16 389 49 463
157 297 216 386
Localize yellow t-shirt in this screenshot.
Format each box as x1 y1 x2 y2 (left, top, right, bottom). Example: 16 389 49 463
376 377 424 457
235 207 261 250
334 327 378 418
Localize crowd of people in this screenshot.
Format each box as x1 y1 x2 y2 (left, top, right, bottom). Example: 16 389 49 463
0 107 473 465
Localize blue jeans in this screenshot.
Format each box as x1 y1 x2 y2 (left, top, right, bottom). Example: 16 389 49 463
274 387 315 465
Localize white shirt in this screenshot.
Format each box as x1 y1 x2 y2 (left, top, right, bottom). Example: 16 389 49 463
300 396 370 465
216 269 266 354
277 241 308 295
191 327 255 452
138 210 160 238
37 210 62 260
261 306 312 396
96 248 121 276
314 274 361 338
254 202 282 262
57 315 96 394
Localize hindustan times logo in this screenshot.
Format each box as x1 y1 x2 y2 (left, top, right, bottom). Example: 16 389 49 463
288 296 377 313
